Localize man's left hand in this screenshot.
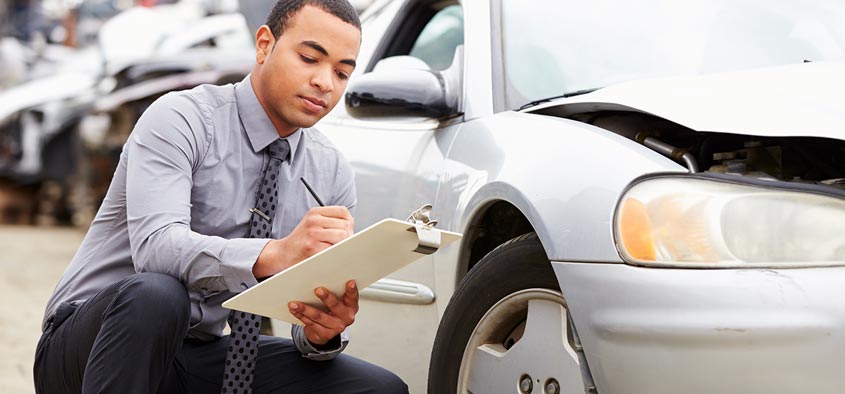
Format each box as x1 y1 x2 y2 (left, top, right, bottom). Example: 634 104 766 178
288 280 359 345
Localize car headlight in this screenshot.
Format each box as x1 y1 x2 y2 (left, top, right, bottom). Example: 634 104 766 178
614 175 845 267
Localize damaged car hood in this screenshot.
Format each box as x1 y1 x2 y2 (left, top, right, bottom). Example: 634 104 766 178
530 60 845 141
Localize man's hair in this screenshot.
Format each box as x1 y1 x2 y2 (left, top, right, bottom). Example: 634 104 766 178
265 0 361 39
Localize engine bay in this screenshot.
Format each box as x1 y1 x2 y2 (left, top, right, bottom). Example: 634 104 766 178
569 111 845 190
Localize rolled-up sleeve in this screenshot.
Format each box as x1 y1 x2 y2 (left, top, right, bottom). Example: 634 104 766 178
125 93 267 293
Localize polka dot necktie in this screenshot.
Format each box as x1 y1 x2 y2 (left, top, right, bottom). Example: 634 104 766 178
221 138 290 394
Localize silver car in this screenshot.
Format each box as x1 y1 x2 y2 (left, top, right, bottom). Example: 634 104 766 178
296 0 845 392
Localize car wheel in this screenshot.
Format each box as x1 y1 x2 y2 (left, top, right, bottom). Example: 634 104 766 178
428 233 586 394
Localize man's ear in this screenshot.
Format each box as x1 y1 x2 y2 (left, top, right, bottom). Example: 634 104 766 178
255 25 276 65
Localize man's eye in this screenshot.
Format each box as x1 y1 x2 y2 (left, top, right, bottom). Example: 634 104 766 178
336 71 349 80
300 55 317 64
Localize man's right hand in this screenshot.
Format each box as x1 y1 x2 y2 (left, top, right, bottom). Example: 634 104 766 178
253 206 353 278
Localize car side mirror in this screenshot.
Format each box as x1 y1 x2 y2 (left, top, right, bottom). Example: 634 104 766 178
346 50 462 119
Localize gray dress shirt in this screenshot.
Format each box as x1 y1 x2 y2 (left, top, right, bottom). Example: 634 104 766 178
42 75 356 359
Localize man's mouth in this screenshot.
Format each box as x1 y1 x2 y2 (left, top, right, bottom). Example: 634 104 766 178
300 96 327 113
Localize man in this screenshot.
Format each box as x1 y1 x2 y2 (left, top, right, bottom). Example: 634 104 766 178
34 1 408 393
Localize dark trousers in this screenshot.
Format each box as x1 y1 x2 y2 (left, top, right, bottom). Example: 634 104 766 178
34 273 408 394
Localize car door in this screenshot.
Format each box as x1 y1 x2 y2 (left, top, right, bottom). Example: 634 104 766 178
308 1 466 390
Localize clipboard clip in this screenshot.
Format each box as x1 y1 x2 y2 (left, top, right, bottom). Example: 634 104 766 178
406 204 441 255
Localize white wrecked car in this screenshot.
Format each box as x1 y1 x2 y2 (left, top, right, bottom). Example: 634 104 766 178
257 0 845 392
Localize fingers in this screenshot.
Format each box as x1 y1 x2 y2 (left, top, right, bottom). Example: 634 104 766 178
288 284 359 346
294 229 348 258
261 206 354 277
288 286 357 325
316 287 340 310
290 312 334 345
289 301 343 329
296 207 353 252
315 287 356 325
293 309 317 326
307 206 353 223
304 214 353 234
302 206 355 229
312 228 350 245
300 209 353 247
343 281 359 310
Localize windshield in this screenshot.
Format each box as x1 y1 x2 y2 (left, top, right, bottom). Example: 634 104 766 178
501 0 845 110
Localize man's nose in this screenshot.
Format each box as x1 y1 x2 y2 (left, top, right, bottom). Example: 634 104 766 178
311 68 334 93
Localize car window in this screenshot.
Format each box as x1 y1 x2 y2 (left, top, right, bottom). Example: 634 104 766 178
408 5 464 70
369 1 463 72
500 0 845 110
356 0 404 74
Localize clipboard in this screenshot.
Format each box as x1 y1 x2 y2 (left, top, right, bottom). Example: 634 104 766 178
222 217 462 325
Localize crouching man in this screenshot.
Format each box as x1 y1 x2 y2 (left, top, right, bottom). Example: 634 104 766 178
34 1 408 393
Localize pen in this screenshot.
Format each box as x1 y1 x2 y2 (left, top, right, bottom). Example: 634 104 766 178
300 177 325 207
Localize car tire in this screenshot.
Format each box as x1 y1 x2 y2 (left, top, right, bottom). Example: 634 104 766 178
428 232 582 393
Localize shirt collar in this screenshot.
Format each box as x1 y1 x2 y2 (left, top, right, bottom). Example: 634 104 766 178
235 74 302 162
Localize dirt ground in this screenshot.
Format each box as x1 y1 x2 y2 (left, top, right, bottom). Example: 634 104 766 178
0 225 85 394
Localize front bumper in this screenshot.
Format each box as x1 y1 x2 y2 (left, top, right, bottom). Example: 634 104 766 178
553 262 845 394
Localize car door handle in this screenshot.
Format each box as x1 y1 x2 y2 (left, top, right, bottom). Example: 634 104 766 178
360 278 435 305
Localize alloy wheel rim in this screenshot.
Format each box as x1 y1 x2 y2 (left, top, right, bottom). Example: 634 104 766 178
455 289 585 394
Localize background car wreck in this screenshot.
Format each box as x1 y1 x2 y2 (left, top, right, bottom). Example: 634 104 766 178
0 1 253 224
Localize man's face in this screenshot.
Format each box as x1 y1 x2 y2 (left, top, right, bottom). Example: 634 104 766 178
253 5 361 136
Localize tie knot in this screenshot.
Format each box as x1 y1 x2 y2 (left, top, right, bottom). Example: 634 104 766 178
267 138 290 161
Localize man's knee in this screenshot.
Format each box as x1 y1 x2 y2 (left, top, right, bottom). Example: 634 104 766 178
368 367 408 394
116 273 190 331
337 357 408 394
